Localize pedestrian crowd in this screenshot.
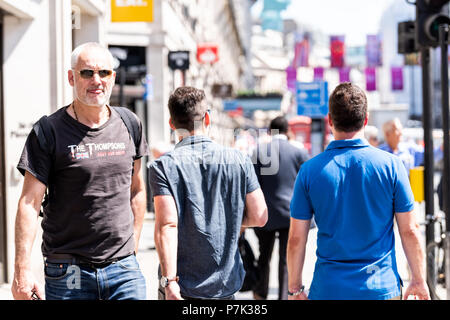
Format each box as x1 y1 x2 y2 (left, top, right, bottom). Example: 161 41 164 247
11 43 430 300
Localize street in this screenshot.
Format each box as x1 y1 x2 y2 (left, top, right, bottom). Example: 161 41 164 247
0 210 418 300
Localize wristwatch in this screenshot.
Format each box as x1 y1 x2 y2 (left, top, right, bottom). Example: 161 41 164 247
288 285 305 296
160 275 179 288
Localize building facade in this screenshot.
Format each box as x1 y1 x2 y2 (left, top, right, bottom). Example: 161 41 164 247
0 0 253 284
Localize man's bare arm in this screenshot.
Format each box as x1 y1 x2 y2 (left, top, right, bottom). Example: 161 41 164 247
12 171 45 300
287 218 311 300
154 195 182 300
130 159 147 253
395 210 430 300
242 188 268 228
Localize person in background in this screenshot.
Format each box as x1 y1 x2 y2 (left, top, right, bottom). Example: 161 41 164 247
364 125 379 147
252 116 309 300
378 118 422 171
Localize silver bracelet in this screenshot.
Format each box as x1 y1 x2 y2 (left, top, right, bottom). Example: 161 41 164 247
288 285 305 296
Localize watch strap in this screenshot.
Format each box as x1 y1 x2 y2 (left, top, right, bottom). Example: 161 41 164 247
162 275 179 288
288 285 305 296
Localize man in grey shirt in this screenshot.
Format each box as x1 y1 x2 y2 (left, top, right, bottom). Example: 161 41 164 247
149 86 268 299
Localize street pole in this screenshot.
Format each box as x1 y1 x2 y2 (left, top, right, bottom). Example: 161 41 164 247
438 24 450 300
421 46 435 247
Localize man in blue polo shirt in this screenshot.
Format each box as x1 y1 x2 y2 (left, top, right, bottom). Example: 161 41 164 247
287 82 429 300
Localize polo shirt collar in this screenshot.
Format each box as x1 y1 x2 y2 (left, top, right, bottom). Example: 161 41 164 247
326 138 369 150
175 135 212 149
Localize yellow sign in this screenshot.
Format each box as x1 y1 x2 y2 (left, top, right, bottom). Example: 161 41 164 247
111 0 153 22
410 166 424 202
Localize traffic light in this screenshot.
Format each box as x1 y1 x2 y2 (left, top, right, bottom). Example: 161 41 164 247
416 0 450 48
398 21 417 54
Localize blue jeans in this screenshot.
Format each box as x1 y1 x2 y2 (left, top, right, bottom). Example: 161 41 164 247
44 255 147 300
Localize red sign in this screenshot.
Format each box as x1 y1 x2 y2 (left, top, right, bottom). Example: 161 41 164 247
330 35 345 68
197 44 219 64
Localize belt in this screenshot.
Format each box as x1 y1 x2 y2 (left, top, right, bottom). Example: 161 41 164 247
44 253 133 268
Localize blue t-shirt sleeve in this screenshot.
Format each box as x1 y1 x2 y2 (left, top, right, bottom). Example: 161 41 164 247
245 155 260 194
290 168 313 220
148 160 172 197
393 158 415 213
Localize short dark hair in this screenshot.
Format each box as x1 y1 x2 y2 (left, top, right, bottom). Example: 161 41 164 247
329 82 367 132
269 116 288 134
168 86 207 131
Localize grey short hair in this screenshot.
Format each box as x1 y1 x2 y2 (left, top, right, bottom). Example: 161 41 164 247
382 118 402 135
71 42 115 69
364 125 378 140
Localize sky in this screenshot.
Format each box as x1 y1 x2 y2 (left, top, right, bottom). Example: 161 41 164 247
253 0 395 46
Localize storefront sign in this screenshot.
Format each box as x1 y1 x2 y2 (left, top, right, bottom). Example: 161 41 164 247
111 0 153 22
168 51 190 70
197 44 219 64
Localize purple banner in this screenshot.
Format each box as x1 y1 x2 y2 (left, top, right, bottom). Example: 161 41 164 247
365 67 376 91
391 66 403 91
313 67 324 81
339 67 351 83
366 35 382 67
286 66 297 92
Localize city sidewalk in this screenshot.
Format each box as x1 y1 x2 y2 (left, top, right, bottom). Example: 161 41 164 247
0 211 415 300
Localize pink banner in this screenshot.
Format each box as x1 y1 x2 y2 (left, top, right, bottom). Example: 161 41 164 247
286 66 297 92
391 66 403 91
293 38 309 68
313 67 324 81
330 35 345 68
339 67 351 83
365 67 376 91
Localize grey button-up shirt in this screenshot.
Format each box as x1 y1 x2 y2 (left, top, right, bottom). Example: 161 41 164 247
149 135 260 298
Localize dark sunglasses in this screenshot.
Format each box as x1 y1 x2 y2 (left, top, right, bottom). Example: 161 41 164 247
75 69 114 79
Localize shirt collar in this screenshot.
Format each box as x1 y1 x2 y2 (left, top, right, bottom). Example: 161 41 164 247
325 138 369 150
175 135 212 149
272 134 288 141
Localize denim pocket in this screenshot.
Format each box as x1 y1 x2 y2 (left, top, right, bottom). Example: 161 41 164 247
116 255 140 271
44 262 70 280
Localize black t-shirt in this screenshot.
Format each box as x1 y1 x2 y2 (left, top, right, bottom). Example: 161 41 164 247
17 106 149 262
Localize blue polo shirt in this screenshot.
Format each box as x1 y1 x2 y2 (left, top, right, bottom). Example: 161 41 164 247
290 139 414 300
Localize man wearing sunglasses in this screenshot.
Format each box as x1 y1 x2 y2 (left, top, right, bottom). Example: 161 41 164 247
13 42 149 300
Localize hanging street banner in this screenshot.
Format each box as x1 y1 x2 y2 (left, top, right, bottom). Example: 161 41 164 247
366 34 382 67
286 66 297 93
330 35 345 68
296 81 329 118
293 33 310 68
391 66 404 91
111 0 153 22
313 67 324 81
339 67 351 83
365 67 377 91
